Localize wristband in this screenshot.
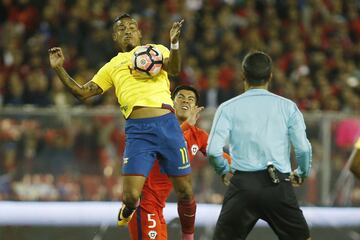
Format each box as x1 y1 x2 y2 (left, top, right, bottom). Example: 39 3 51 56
171 42 179 50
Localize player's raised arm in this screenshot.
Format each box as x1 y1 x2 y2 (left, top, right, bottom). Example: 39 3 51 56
48 47 102 101
163 19 184 76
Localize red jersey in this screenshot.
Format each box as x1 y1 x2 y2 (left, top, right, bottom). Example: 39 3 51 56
140 121 208 211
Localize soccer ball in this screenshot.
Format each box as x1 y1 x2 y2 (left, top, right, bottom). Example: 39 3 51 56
132 45 163 76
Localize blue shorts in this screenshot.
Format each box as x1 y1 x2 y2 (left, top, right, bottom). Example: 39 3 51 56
122 112 191 177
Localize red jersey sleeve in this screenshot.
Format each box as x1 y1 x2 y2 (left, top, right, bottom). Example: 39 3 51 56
182 123 232 164
197 129 209 156
197 130 231 164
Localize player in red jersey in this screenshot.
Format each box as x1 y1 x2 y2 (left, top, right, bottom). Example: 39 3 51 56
128 85 231 240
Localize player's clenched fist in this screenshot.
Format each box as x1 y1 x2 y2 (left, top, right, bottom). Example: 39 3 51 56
48 47 65 68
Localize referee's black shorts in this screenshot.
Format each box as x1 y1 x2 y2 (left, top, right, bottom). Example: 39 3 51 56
213 170 310 240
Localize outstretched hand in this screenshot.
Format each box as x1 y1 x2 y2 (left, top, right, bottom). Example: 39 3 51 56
186 106 204 126
170 19 184 44
48 47 65 69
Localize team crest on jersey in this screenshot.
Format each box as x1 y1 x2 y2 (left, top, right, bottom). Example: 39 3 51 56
148 230 158 239
191 144 199 155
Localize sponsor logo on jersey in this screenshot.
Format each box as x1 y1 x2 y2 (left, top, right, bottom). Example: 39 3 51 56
123 158 128 165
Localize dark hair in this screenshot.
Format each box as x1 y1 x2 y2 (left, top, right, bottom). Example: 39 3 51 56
242 51 272 85
172 85 200 104
113 13 133 24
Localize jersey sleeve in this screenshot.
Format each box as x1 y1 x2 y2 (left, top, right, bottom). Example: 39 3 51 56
91 62 113 93
288 103 312 177
155 44 170 59
198 129 209 156
198 128 231 164
207 105 231 176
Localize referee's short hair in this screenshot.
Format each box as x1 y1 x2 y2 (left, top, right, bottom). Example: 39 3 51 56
242 51 272 85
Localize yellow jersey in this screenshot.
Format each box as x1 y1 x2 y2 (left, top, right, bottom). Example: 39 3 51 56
91 44 173 119
355 137 360 149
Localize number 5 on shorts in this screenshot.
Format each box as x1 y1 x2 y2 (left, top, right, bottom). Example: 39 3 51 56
147 213 156 228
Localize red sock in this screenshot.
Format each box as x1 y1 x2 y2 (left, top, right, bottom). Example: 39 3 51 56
177 198 196 235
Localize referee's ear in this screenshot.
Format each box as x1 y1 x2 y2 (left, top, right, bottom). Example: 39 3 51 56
268 72 273 84
240 70 246 82
269 72 273 81
268 72 273 88
241 71 248 90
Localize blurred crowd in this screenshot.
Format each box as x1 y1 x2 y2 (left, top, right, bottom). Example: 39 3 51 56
0 0 360 204
0 0 359 111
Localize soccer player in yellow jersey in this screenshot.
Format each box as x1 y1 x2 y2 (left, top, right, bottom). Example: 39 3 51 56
49 14 196 240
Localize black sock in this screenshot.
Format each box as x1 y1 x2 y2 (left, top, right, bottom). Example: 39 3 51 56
122 205 136 218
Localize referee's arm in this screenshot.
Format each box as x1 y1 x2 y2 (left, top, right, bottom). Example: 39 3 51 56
288 106 312 178
207 106 231 176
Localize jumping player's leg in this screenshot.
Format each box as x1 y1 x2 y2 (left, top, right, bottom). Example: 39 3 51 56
157 113 196 240
119 114 171 225
119 149 158 225
170 175 196 240
118 175 146 225
170 175 193 200
128 206 167 240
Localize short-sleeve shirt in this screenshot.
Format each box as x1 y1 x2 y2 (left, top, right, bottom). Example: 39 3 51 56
91 44 173 119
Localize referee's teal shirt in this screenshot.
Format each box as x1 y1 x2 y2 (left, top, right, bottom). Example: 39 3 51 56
207 88 312 178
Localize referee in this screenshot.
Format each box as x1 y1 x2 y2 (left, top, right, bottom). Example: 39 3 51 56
207 51 312 240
